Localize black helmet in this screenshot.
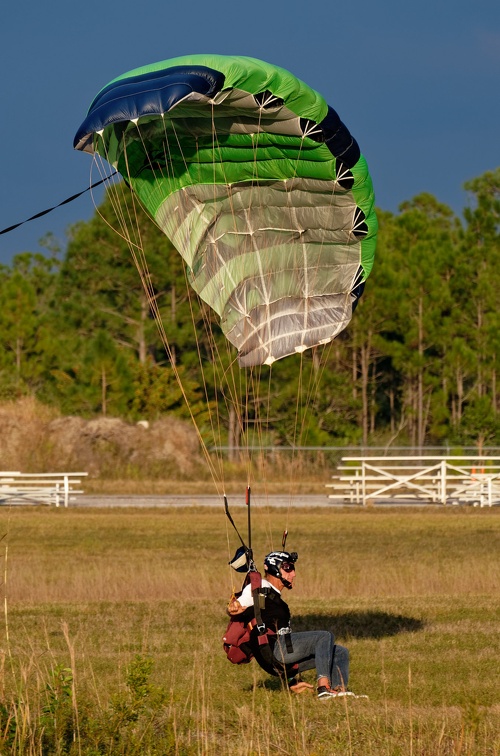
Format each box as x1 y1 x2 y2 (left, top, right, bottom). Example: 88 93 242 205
264 551 298 580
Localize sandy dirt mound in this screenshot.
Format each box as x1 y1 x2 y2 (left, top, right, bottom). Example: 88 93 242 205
0 398 201 477
48 415 200 475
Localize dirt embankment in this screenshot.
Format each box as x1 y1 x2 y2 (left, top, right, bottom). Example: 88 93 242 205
0 397 201 478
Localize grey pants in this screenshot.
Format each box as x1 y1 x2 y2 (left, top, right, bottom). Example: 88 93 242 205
272 630 349 688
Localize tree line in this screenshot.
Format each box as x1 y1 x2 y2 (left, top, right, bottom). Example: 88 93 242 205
1 168 499 449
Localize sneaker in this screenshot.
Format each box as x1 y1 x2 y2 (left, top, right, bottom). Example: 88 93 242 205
317 686 367 699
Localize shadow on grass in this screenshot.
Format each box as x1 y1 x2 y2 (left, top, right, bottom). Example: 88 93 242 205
292 610 424 639
245 611 425 692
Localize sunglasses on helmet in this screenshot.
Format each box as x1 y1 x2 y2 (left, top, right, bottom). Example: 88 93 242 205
280 562 296 573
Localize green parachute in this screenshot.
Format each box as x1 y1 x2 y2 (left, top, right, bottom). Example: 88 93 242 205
75 54 377 366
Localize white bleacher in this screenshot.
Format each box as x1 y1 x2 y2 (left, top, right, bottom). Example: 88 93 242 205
0 471 88 508
326 456 500 507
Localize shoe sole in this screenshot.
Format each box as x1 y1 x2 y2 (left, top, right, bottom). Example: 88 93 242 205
318 692 368 700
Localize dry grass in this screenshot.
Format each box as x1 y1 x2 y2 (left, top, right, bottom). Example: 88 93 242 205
82 478 330 496
0 506 498 754
2 507 499 603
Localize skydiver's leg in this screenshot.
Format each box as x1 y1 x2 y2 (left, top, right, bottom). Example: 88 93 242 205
330 644 349 689
272 630 336 683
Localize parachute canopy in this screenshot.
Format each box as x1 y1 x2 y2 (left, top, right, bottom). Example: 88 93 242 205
74 54 377 366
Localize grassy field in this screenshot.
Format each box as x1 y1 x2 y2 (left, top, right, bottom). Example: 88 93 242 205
0 505 498 755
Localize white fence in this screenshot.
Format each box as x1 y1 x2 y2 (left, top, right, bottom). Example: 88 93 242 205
326 456 500 507
0 472 88 508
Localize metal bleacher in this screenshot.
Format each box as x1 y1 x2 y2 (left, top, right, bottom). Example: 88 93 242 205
326 456 500 507
0 471 88 507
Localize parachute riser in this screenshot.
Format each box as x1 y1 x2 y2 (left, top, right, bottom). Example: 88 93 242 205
225 486 257 576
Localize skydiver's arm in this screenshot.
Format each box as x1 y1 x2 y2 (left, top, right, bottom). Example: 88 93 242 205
226 583 253 615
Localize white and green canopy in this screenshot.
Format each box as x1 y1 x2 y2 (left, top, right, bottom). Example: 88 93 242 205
75 54 377 366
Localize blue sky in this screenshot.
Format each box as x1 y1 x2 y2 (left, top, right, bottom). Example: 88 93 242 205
1 0 498 264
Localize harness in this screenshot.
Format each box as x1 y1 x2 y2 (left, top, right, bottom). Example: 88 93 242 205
223 488 296 679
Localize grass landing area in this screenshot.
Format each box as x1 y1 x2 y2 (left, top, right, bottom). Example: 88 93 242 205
0 506 498 755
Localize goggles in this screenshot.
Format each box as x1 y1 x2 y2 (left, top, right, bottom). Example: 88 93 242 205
280 562 296 573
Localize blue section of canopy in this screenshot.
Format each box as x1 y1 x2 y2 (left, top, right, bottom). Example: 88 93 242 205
73 65 225 151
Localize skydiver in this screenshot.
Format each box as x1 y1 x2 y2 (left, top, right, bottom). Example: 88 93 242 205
227 551 365 699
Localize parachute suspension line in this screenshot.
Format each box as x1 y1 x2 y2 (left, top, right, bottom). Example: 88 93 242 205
213 332 260 580
137 111 278 561
207 97 273 529
294 344 335 527
208 105 251 330
290 352 319 502
90 144 154 277
142 285 224 488
89 157 142 250
248 124 272 359
287 139 353 472
210 105 270 468
206 103 294 520
275 135 334 526
175 108 249 486
207 105 265 488
130 118 239 493
182 270 228 487
106 171 143 254
209 101 250 334
205 106 245 481
252 362 278 551
93 137 151 279
176 215 252 491
134 118 170 204
223 350 249 483
284 134 308 488
163 115 191 178
246 366 260 485
148 107 255 494
234 105 306 547
135 252 223 490
155 114 228 486
94 147 223 491
242 366 251 482
217 331 250 482
209 103 239 226
245 112 263 249
255 111 307 548
251 364 265 472
90 152 177 380
291 352 305 494
214 310 255 486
